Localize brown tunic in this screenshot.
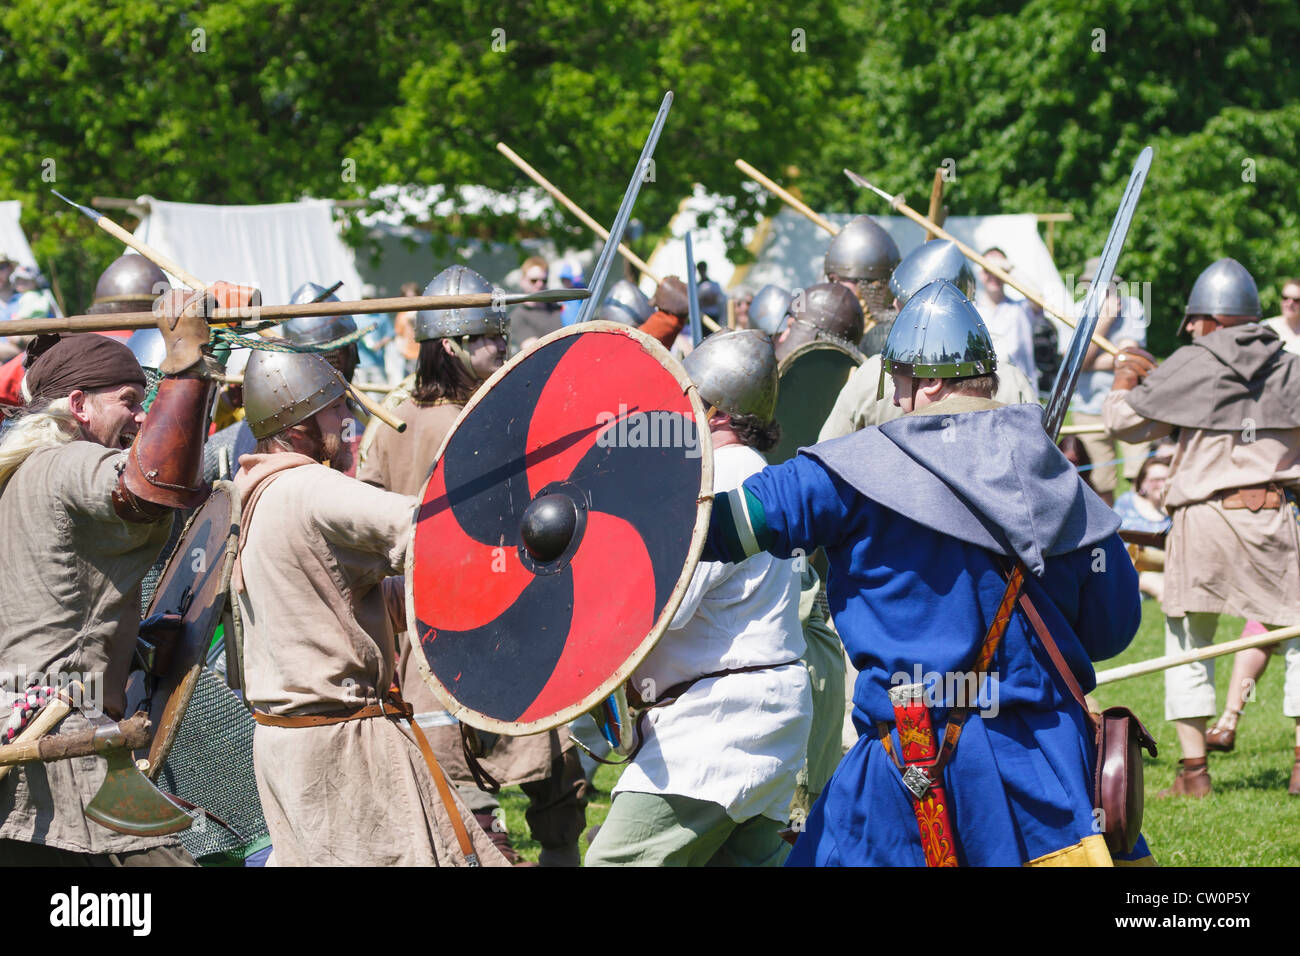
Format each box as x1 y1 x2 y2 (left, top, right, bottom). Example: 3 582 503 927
233 453 506 866
1103 389 1300 621
355 400 570 789
0 441 175 854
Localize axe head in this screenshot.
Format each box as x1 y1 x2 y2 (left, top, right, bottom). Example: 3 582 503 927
85 748 193 836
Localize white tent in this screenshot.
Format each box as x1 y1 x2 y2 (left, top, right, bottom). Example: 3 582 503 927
131 196 365 307
0 201 40 270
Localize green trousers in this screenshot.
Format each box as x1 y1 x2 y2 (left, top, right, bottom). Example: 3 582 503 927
585 791 790 867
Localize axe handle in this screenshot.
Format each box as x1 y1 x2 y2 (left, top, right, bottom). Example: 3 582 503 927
0 712 152 767
0 697 72 782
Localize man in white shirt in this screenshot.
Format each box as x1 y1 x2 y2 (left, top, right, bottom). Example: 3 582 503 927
586 330 812 866
975 247 1037 384
1263 277 1300 354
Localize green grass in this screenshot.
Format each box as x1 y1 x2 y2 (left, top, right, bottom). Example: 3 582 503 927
1091 602 1300 866
499 603 1300 867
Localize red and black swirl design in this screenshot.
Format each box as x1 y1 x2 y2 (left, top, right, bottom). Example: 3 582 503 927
411 328 704 728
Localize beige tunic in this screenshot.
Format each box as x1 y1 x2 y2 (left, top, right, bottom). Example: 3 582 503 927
356 401 569 788
1102 389 1300 620
818 354 1039 442
0 442 175 854
234 454 506 866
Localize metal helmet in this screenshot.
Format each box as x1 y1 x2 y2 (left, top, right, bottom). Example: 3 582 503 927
890 239 976 306
124 328 167 370
878 279 996 398
1184 257 1261 319
697 279 726 320
415 265 509 341
86 254 170 315
790 282 865 345
242 349 348 440
823 216 901 282
749 284 794 336
682 329 778 422
278 282 358 348
597 279 653 326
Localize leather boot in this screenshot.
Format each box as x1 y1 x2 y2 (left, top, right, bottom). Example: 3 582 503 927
1206 710 1240 753
1289 747 1300 797
1156 757 1211 798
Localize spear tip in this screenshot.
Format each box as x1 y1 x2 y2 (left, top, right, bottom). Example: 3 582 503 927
50 189 99 221
842 169 894 204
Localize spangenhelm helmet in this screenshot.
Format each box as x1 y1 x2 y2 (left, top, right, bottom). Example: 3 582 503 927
124 328 167 371
789 282 865 346
415 266 509 341
748 284 794 336
1184 257 1261 320
279 282 358 348
889 239 976 306
597 278 653 326
823 216 900 283
877 279 997 399
86 254 170 315
242 349 348 440
682 329 778 422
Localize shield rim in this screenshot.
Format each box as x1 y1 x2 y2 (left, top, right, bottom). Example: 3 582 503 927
136 480 242 778
404 320 714 736
776 338 864 380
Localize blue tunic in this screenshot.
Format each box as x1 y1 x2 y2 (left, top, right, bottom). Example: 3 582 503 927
726 402 1147 866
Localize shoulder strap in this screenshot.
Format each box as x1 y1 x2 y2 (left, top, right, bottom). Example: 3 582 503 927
1016 590 1095 721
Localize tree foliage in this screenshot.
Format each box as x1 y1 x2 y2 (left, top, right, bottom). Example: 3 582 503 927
1 0 1297 354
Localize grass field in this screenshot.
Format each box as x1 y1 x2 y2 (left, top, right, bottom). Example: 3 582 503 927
499 600 1300 866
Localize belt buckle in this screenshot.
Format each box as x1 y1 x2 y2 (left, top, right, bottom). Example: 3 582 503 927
902 765 933 799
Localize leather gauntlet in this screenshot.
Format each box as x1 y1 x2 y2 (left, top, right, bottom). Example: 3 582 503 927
1112 346 1157 391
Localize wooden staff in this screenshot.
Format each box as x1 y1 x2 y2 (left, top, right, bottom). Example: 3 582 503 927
53 190 208 290
497 142 721 332
0 289 590 336
926 169 946 241
735 159 840 236
0 689 75 784
842 169 1121 357
1095 624 1300 686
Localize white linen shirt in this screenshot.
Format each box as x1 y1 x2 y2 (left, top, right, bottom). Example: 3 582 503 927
978 298 1037 384
613 443 812 822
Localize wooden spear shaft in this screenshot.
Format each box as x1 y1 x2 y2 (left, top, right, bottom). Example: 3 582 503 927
497 142 721 332
735 159 840 236
843 170 1121 357
1094 624 1300 686
0 290 590 336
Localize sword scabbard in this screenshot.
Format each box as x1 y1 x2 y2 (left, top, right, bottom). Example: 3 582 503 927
888 682 959 867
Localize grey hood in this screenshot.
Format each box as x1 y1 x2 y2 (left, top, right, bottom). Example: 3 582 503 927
803 395 1119 576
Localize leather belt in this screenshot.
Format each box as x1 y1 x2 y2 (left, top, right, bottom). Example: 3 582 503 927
253 695 481 865
1214 483 1284 511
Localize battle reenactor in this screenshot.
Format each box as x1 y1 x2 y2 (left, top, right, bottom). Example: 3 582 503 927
232 347 506 866
597 278 655 328
586 330 812 867
0 290 221 864
358 265 588 867
702 281 1149 865
1103 258 1300 798
819 240 1036 442
748 284 794 338
639 275 691 349
822 215 901 337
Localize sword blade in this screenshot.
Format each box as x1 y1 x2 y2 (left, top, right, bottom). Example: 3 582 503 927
575 91 673 324
685 231 703 346
1042 146 1153 440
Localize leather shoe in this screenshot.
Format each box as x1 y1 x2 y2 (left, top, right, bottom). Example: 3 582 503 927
1156 757 1211 798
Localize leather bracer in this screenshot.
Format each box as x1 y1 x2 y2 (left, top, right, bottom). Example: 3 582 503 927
113 373 216 522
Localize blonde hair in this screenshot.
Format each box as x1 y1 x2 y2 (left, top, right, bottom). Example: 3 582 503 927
0 398 80 487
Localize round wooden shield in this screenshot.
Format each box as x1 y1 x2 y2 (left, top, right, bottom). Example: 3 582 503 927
124 481 240 778
769 340 863 465
406 321 713 735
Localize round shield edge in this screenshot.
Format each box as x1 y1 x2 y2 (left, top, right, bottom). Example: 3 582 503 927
141 480 242 778
776 338 864 379
403 320 715 736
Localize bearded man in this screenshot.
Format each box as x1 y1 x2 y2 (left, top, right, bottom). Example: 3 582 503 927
233 348 506 866
0 290 220 865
